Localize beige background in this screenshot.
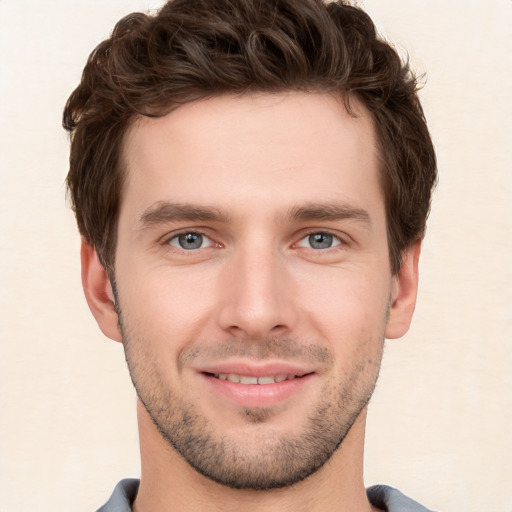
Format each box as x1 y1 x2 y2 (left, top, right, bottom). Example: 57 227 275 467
1 1 511 511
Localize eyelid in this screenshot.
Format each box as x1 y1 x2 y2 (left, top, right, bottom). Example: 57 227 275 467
294 229 347 249
159 227 349 251
163 229 220 250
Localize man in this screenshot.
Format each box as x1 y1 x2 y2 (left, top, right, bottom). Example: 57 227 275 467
63 0 437 510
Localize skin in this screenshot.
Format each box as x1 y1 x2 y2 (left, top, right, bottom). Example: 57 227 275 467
82 92 420 512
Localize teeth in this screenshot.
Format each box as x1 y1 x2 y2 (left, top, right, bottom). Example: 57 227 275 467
257 376 276 385
240 376 258 384
213 374 297 385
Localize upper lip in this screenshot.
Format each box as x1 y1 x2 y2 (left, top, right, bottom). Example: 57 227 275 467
196 360 315 378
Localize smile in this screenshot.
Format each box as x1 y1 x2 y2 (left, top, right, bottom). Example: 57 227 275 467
201 369 315 407
211 373 299 385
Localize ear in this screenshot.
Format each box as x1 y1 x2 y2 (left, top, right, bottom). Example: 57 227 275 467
80 238 122 342
385 242 421 339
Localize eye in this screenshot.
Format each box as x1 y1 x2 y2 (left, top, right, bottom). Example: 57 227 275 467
168 232 214 250
297 232 342 250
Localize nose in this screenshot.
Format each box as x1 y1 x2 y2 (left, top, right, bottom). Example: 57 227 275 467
216 243 298 340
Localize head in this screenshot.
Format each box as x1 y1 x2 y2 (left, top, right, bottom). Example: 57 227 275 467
64 0 436 278
65 0 436 493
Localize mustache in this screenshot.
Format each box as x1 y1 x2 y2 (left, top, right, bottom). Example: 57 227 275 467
178 337 334 369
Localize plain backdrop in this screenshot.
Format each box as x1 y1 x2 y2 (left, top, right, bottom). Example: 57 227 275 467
0 1 511 511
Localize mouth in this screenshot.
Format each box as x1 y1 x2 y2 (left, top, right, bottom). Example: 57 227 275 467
205 372 305 385
199 367 314 408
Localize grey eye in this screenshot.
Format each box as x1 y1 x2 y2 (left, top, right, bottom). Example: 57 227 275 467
169 232 206 250
180 233 203 249
296 232 342 250
308 233 334 249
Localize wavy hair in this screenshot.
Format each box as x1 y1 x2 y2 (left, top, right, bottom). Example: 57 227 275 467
64 0 437 274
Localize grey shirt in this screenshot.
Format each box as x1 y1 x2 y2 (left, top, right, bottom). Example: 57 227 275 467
96 479 435 511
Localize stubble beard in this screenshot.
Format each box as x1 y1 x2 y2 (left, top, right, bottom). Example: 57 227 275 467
116 306 385 491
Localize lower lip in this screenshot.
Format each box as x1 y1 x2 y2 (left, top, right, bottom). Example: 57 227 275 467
200 373 314 408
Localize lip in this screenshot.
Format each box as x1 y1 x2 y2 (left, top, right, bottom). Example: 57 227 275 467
198 360 314 378
197 361 316 408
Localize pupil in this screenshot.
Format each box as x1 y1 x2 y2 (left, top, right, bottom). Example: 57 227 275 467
309 233 332 249
179 233 202 250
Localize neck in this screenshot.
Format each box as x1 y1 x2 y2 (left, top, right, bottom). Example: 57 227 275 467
133 401 379 512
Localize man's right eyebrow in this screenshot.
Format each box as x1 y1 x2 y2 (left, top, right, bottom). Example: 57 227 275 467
137 202 230 229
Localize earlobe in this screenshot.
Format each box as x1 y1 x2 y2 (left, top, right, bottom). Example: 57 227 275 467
80 239 122 342
385 242 421 340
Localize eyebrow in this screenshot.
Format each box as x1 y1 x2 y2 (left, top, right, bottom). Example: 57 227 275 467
285 202 372 227
137 200 372 230
138 201 230 228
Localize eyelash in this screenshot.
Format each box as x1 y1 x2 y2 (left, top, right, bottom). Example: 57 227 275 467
163 229 347 252
165 230 218 251
295 230 344 250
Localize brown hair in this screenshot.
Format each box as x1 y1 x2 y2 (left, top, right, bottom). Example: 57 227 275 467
63 0 437 275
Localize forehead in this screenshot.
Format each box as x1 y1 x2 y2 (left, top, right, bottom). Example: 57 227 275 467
120 92 381 222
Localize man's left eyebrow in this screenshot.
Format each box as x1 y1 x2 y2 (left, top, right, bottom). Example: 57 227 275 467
284 203 372 227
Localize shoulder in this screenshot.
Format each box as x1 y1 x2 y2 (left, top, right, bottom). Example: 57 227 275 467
96 479 140 512
367 485 436 512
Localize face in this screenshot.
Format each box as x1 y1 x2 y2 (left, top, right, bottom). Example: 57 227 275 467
85 92 418 490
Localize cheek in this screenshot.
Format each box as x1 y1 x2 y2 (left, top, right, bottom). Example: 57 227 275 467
116 264 219 346
297 265 391 337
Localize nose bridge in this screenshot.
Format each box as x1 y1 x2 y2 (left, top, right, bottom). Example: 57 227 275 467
216 237 295 338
